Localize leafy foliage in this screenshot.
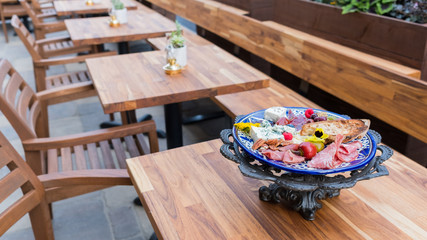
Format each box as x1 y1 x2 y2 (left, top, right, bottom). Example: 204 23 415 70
311 0 426 23
169 21 185 48
387 0 427 23
111 0 124 10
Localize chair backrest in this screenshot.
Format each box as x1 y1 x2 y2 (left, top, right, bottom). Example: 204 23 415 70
0 58 40 141
19 0 43 27
0 131 49 238
11 15 42 61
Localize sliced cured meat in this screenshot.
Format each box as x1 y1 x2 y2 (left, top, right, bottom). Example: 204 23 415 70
308 143 341 169
278 144 299 152
281 150 305 164
339 141 362 154
336 140 362 162
336 150 359 162
308 135 344 169
261 150 285 161
276 117 289 125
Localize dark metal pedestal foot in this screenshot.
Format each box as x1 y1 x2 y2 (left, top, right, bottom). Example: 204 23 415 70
259 183 340 220
182 111 225 125
133 197 142 206
149 232 158 240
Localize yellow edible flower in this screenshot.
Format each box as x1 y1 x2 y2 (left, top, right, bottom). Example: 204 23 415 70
314 128 329 139
305 136 325 143
234 122 260 134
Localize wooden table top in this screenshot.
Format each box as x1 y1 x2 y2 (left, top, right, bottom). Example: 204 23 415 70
127 139 427 240
54 0 137 16
65 10 176 46
147 27 214 50
86 44 271 114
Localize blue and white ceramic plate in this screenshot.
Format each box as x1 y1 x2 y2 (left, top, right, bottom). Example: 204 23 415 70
232 107 377 175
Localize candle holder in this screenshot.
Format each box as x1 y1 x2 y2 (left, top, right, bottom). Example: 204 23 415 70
163 57 182 75
108 15 120 27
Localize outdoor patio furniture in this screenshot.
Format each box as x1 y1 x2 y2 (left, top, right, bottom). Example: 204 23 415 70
0 0 27 42
11 15 116 93
0 58 159 177
19 0 66 40
85 44 270 149
0 131 131 240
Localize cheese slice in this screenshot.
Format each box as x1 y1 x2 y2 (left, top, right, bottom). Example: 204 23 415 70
264 107 286 123
250 126 284 142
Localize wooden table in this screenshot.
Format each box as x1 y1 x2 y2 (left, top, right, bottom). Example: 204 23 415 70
64 10 176 47
54 0 137 16
86 44 270 148
127 139 427 239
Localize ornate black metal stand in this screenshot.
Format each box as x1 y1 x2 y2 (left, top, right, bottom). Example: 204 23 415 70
220 128 393 220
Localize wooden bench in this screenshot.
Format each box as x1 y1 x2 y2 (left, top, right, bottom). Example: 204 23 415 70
212 79 319 119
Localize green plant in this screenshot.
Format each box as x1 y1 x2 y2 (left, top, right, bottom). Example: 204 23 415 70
338 0 396 15
111 0 124 10
312 0 396 15
387 0 427 23
169 21 185 48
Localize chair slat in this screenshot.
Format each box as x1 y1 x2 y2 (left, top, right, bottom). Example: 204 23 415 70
4 72 23 105
28 100 41 133
78 71 90 82
0 59 13 87
52 76 62 88
61 75 71 85
69 73 79 83
0 151 13 169
60 147 72 171
111 138 127 169
99 140 115 169
0 168 26 204
17 85 33 121
0 190 39 236
47 149 58 173
86 143 100 169
124 135 140 158
73 145 86 170
135 133 150 155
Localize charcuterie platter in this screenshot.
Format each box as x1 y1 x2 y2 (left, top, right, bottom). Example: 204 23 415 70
232 107 376 175
220 107 393 220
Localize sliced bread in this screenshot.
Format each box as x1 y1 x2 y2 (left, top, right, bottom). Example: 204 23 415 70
300 119 370 143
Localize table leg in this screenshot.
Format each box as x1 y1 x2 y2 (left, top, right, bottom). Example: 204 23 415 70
118 42 129 54
164 103 183 149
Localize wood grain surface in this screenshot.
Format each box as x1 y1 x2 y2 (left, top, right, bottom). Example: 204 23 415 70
146 0 427 144
127 139 427 240
54 0 136 16
213 79 321 119
65 10 176 45
147 26 213 50
86 44 270 113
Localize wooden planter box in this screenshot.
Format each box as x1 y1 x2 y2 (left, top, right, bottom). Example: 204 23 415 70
215 0 427 73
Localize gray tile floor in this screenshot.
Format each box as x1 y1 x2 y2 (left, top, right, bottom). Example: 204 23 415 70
0 20 228 240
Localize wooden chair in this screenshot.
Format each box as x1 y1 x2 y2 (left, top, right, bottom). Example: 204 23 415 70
0 0 27 43
0 58 159 179
19 0 65 40
31 0 55 15
0 130 132 239
11 15 115 93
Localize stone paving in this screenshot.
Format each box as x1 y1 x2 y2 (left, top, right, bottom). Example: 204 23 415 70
0 18 226 240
